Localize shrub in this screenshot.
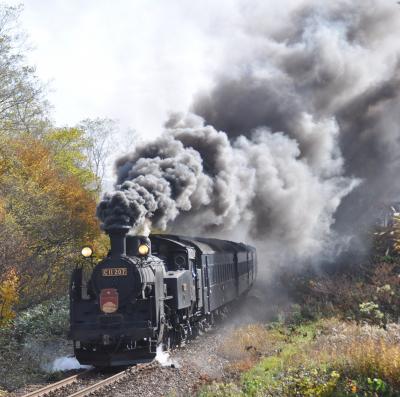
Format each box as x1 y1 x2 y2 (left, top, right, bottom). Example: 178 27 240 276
13 296 69 338
280 258 400 324
261 366 340 397
359 301 384 325
0 297 70 391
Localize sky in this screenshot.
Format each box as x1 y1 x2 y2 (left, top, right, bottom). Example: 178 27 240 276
10 0 400 263
8 0 237 139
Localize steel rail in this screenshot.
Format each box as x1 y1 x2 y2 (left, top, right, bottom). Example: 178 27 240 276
66 362 157 397
21 369 93 397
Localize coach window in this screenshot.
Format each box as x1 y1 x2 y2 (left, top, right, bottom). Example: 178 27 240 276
224 263 227 280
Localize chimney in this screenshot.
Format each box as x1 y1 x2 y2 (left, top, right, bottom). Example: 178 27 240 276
105 225 130 257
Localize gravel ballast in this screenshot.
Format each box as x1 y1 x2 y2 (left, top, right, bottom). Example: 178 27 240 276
97 330 231 397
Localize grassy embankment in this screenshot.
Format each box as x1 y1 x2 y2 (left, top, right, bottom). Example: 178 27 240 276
201 319 400 396
200 251 400 396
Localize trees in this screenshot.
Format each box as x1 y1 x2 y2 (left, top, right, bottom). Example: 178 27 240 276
0 5 48 134
78 118 137 192
43 127 96 187
0 268 18 325
0 6 134 316
0 5 113 312
0 132 103 309
77 118 119 192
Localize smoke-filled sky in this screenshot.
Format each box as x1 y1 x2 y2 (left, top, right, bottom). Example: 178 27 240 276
97 0 400 267
11 0 400 267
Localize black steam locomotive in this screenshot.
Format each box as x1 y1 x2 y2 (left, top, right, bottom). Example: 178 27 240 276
69 225 257 367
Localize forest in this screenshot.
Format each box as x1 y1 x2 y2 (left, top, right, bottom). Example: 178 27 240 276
0 5 113 322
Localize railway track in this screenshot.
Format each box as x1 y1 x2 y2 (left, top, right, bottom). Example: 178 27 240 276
21 370 93 397
21 362 158 397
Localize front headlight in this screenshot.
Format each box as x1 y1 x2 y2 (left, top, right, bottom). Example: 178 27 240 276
81 246 93 258
138 244 150 256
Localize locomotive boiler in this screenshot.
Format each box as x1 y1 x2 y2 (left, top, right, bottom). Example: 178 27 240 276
69 225 257 367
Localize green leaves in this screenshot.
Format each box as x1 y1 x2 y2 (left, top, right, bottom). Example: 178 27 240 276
43 127 97 188
0 5 48 135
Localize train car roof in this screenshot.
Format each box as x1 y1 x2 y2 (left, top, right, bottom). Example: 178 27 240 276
150 235 189 249
150 234 215 254
150 234 254 255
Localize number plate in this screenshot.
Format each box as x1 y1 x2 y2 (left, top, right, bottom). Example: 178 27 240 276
102 267 128 277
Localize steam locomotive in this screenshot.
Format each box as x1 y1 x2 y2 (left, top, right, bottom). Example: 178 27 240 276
69 225 257 367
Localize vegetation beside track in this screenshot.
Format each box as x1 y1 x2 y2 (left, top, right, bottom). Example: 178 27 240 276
201 319 400 396
0 298 70 392
200 250 400 397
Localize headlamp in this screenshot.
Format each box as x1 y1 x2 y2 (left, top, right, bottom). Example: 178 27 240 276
138 244 150 256
81 246 93 258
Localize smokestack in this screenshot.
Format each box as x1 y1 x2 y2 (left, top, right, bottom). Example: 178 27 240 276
105 225 130 257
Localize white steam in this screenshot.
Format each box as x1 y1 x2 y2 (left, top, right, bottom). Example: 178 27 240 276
155 345 179 368
45 356 92 372
98 0 400 267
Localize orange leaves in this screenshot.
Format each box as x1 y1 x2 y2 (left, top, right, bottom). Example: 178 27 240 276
0 199 5 223
13 134 62 190
0 131 101 307
6 133 100 239
0 268 19 325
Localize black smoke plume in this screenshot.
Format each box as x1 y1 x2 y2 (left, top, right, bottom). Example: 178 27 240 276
97 0 400 266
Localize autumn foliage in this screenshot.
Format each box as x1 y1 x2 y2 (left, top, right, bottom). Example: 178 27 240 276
0 131 103 316
0 268 19 325
0 5 112 323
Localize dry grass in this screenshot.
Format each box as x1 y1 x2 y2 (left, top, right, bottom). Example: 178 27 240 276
308 320 400 386
219 323 288 378
224 357 256 378
220 324 285 361
203 319 400 395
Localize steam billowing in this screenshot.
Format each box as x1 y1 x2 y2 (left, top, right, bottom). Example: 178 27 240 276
98 0 400 266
